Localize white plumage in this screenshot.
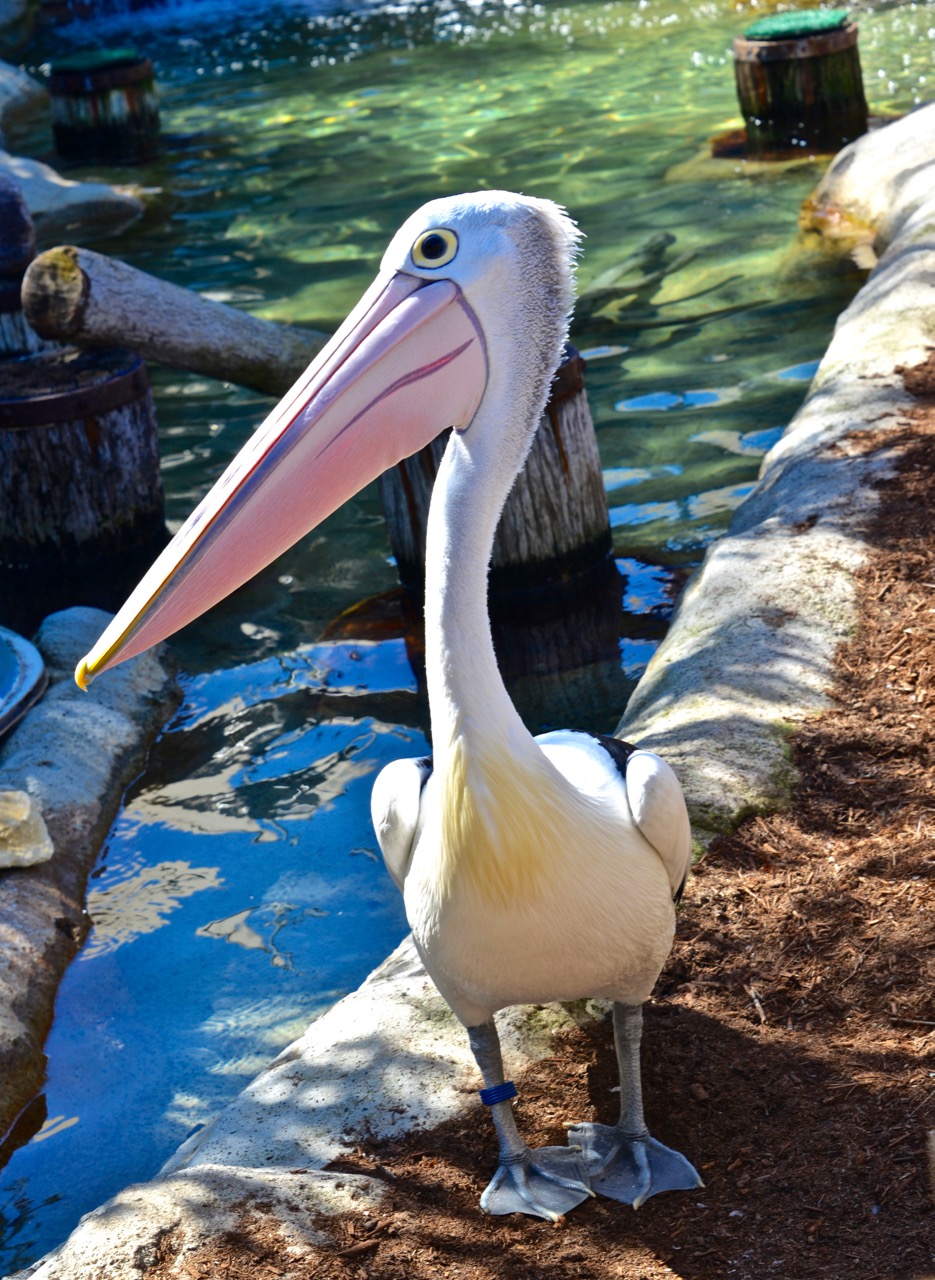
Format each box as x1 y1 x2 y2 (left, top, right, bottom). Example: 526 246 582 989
367 192 701 1219
76 189 701 1221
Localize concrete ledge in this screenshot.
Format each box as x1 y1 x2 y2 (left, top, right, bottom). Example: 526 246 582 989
0 608 179 1145
800 101 935 254
619 105 935 842
18 1165 386 1280
163 936 598 1177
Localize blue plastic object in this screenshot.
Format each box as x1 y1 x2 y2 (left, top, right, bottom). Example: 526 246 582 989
0 626 47 741
480 1081 519 1107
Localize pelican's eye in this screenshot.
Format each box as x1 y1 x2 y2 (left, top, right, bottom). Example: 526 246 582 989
412 228 458 269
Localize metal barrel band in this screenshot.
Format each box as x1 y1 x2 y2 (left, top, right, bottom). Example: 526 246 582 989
0 350 149 430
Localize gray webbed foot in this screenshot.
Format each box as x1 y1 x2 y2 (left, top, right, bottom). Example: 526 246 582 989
566 1121 703 1208
481 1145 594 1222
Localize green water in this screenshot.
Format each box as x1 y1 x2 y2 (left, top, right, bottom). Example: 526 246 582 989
0 0 929 1269
17 0 929 664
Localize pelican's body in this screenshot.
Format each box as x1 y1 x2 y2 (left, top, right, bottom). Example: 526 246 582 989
77 190 702 1220
378 735 683 1027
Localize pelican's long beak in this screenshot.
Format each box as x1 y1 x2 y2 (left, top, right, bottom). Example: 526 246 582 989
76 271 487 688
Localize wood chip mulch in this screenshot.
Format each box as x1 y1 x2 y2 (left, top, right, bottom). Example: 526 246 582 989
146 354 935 1280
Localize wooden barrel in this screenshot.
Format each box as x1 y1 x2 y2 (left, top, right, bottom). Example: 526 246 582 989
49 48 160 165
379 345 612 601
38 0 93 24
733 11 868 159
0 347 165 575
324 561 632 737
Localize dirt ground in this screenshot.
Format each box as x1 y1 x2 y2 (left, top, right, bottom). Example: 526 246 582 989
148 355 935 1280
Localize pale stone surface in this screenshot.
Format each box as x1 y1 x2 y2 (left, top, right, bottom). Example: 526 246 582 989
801 102 935 254
0 61 146 242
23 1165 386 1280
0 151 145 242
0 609 174 816
8 938 591 1279
0 608 179 1145
163 936 596 1176
617 109 935 840
0 790 53 868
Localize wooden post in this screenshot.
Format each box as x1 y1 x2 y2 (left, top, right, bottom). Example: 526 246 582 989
0 347 164 574
22 246 327 397
49 48 161 165
733 11 868 160
489 558 631 732
0 175 49 359
379 346 612 600
324 562 632 737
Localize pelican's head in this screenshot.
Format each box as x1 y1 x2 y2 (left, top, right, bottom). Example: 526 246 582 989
76 191 580 688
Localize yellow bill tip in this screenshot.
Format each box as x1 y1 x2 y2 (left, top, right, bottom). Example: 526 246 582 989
74 657 93 691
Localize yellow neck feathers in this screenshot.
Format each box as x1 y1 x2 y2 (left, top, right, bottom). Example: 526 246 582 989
436 733 581 908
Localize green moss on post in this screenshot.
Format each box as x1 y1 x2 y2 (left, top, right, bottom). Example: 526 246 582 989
733 11 868 160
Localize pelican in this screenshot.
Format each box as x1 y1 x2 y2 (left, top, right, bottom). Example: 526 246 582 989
76 191 702 1222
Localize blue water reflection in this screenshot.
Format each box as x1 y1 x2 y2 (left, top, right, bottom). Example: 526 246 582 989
0 650 422 1273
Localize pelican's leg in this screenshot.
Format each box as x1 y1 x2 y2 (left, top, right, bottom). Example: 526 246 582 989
467 1020 593 1222
565 1003 703 1208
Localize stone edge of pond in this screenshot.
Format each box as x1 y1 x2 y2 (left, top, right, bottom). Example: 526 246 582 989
10 104 935 1280
0 607 180 1154
619 103 935 845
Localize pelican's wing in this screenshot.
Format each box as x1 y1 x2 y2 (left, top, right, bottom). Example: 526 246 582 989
537 731 691 903
616 745 692 903
370 756 433 891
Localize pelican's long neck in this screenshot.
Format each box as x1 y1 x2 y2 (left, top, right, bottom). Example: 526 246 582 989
424 429 521 757
421 363 575 909
419 194 578 770
423 353 557 762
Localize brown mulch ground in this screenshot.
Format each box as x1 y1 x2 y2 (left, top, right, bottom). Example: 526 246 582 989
148 356 935 1280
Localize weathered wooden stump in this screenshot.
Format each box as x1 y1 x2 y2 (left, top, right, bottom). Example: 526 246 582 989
733 10 868 159
380 345 612 600
0 175 49 358
49 48 161 165
489 558 632 731
22 246 327 397
0 347 164 575
326 561 631 736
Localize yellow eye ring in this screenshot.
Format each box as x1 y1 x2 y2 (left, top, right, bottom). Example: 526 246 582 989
411 228 458 269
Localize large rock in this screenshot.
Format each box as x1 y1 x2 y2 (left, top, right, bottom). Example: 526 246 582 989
618 105 935 841
0 608 179 1144
0 151 145 242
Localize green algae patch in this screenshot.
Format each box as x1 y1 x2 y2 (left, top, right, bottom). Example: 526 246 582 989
744 10 850 39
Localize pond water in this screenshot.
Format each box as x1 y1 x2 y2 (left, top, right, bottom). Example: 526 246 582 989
0 0 929 1268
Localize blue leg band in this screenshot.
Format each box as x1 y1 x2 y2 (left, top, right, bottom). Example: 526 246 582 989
479 1081 518 1107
